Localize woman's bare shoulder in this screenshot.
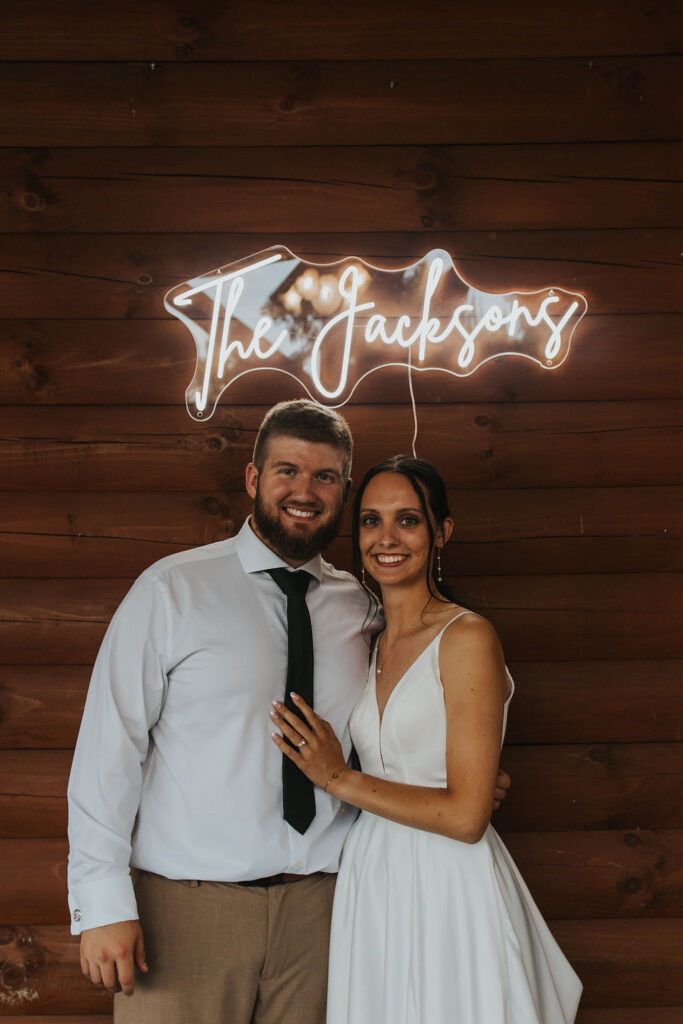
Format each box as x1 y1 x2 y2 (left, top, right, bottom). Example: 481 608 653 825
439 609 506 681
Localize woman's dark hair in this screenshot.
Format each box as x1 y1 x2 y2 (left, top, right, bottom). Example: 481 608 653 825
352 455 458 605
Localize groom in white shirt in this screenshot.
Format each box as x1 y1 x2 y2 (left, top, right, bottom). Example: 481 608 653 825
69 399 380 1024
69 398 509 1023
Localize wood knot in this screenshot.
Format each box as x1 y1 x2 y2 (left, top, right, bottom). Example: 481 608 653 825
20 191 45 213
624 832 642 847
475 415 491 427
622 876 643 894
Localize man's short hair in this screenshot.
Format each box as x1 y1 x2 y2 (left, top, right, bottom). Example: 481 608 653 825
253 400 353 480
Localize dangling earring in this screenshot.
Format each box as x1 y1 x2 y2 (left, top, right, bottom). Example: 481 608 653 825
436 547 443 582
361 565 366 585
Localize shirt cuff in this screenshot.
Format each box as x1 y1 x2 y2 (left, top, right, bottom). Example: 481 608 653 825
68 871 139 935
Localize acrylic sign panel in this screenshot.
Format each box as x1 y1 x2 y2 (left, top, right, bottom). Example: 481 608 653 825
164 246 588 420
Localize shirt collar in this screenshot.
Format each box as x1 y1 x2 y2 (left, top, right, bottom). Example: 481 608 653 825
235 517 323 583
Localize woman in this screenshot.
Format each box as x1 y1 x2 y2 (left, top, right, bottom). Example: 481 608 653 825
270 456 582 1023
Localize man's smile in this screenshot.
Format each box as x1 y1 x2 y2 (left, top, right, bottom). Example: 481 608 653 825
282 506 321 521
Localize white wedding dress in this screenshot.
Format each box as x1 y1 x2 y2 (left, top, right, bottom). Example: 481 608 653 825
327 612 582 1023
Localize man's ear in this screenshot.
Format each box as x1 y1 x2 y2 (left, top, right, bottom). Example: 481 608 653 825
343 477 352 504
245 462 259 500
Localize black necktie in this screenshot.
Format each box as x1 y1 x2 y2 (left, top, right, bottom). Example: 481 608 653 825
267 568 316 834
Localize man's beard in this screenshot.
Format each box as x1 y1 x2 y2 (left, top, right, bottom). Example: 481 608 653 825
253 487 344 563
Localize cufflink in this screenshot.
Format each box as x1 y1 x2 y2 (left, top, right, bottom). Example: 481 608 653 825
72 909 81 922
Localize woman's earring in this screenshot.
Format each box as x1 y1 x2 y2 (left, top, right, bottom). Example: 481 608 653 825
361 565 366 585
437 547 443 582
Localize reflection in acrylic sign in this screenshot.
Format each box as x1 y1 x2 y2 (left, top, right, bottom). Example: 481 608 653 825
164 246 588 420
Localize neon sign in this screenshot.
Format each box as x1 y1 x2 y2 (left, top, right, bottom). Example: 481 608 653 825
164 246 587 419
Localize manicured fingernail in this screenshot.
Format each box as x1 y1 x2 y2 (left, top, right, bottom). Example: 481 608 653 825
291 692 300 700
271 731 279 739
269 709 280 720
272 700 282 708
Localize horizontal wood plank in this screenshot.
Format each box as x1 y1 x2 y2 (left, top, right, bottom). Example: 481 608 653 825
4 315 683 406
0 920 680 1012
1 744 680 837
8 609 680 663
2 403 683 492
577 1011 683 1023
2 0 681 60
3 660 680 749
495 743 683 832
3 573 683 659
1 59 681 148
1 486 681 577
1 231 681 318
3 575 683 662
2 143 682 233
556 919 683 1007
5 1017 674 1024
4 829 682 923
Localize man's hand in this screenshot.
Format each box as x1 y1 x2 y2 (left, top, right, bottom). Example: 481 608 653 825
493 768 511 812
80 920 148 996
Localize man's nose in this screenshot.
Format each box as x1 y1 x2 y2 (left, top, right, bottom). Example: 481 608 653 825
290 475 317 503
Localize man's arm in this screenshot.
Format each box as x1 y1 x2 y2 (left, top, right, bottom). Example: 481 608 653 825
68 573 169 993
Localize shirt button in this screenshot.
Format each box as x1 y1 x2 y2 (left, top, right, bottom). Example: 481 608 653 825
295 860 302 869
73 909 82 922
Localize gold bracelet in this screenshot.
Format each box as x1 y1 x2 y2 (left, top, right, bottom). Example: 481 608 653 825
323 768 345 792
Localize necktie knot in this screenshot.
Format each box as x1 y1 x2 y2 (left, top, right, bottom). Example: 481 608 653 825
267 567 312 598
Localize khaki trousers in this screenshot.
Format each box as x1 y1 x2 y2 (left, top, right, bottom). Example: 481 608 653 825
114 870 336 1024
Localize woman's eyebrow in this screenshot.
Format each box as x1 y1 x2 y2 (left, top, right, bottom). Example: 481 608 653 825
359 506 423 515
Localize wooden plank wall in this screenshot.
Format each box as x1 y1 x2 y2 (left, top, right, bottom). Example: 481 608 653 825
1 1 682 1018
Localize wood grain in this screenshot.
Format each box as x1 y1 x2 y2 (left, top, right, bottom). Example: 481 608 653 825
2 744 680 838
0 230 681 318
556 919 683 1007
4 829 681 924
1 0 680 60
0 920 680 1012
3 660 680 750
1 486 680 577
2 403 683 492
3 573 683 662
4 315 683 407
1 59 681 148
2 144 682 234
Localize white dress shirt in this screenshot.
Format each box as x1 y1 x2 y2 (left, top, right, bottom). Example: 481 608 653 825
67 519 376 934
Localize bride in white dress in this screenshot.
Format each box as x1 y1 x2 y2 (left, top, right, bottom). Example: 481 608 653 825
271 456 582 1023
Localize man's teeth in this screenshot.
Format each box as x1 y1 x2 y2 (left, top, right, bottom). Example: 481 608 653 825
285 507 318 519
375 554 408 564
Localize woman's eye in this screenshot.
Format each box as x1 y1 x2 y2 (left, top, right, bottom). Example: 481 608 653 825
361 516 379 528
399 516 419 527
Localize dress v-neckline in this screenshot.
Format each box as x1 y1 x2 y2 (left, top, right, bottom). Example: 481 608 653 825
373 611 469 729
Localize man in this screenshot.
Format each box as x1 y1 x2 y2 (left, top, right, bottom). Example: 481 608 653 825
68 399 509 1023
